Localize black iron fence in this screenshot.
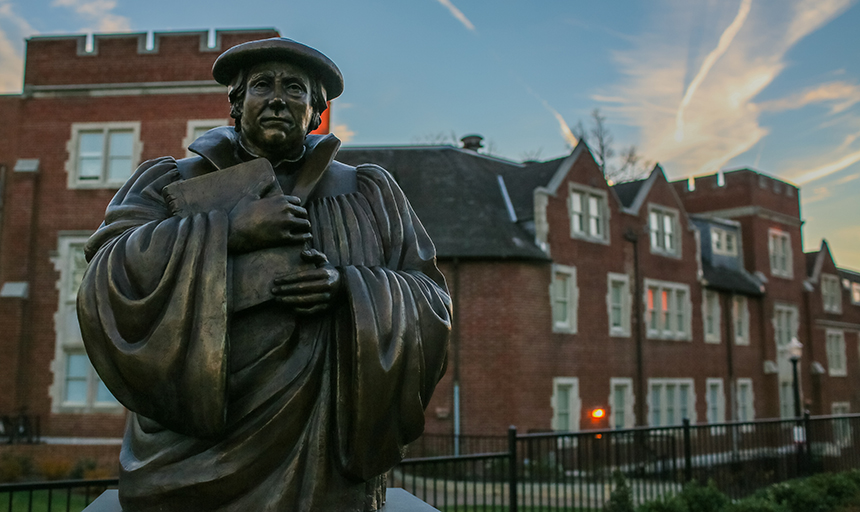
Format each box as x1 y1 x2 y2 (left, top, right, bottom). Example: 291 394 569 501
391 413 860 511
3 415 859 511
0 479 117 512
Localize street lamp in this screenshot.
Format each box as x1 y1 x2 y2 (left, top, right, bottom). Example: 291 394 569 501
788 337 803 418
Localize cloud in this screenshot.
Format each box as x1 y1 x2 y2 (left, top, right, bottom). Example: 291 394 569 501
759 81 860 114
435 0 475 31
52 0 131 32
599 0 853 177
675 0 752 142
333 123 355 143
801 185 832 204
0 1 37 92
792 148 860 184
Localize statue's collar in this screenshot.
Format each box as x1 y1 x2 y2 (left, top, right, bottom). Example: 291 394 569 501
188 127 340 173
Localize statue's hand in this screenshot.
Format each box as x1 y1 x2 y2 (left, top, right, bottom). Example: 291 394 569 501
228 194 311 253
271 249 342 315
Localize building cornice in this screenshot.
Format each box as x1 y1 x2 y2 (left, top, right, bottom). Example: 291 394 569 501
692 206 802 227
23 80 226 98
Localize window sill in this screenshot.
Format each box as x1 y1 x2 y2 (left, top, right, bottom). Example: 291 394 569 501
553 324 577 335
650 248 682 259
570 232 610 245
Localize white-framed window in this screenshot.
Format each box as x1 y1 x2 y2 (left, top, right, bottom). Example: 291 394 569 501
644 279 691 340
607 273 631 337
609 378 635 429
551 264 579 334
702 289 721 344
182 119 229 157
821 274 842 314
568 184 609 243
706 378 725 426
832 402 852 447
826 329 847 377
648 379 696 426
649 205 681 257
767 228 792 278
65 122 142 188
851 282 860 306
773 303 799 349
733 296 750 345
736 378 755 424
711 227 738 256
50 235 121 413
779 381 796 419
552 377 581 432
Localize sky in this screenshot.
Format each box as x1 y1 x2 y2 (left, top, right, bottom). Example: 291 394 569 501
0 0 858 269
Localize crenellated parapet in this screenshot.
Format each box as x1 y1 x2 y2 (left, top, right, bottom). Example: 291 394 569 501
671 168 800 219
23 29 280 88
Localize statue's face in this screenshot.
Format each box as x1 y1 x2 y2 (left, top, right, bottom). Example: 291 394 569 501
239 60 314 161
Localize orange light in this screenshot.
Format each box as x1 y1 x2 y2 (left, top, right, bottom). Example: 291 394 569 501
591 408 606 419
595 434 603 439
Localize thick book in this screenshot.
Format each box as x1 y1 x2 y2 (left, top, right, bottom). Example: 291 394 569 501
163 158 312 311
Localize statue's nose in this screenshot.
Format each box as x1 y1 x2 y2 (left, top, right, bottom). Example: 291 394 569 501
269 97 286 111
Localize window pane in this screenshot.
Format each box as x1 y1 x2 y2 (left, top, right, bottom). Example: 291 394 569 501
553 274 569 324
650 212 659 248
726 234 735 252
65 380 88 403
712 230 721 250
108 157 133 182
647 288 657 330
651 385 661 426
108 131 134 157
663 214 674 251
64 308 83 343
79 132 104 156
666 385 675 425
96 379 117 404
78 157 102 179
679 384 689 420
67 354 89 377
661 290 670 331
614 386 625 429
588 196 601 236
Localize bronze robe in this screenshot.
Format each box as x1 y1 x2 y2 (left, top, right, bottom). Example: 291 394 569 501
77 131 451 511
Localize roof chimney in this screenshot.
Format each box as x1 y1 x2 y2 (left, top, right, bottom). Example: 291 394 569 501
460 134 483 152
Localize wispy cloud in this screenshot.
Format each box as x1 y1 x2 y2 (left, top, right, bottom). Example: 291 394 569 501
600 0 853 176
524 86 578 148
675 0 752 142
435 0 475 31
801 185 832 204
792 148 860 184
0 0 37 92
52 0 131 32
759 81 860 114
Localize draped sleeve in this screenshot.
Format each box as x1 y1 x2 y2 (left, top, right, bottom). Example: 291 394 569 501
331 164 452 480
77 157 231 439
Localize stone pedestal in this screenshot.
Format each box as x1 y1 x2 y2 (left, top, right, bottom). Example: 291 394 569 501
82 488 439 511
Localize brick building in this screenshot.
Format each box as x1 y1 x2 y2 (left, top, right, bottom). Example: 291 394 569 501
0 30 858 448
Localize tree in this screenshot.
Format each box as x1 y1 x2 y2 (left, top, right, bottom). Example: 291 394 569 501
573 108 651 184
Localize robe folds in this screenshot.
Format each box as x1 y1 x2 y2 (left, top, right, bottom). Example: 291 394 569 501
77 133 452 512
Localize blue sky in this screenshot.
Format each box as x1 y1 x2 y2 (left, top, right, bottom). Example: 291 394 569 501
0 0 858 268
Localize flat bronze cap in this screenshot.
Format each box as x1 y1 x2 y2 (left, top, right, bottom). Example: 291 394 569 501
213 37 344 100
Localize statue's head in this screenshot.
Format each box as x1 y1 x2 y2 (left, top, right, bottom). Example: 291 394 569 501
213 38 343 162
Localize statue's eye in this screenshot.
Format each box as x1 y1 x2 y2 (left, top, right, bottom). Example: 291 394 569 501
286 83 305 95
251 79 271 91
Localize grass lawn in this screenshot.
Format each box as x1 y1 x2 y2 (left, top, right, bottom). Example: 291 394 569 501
2 489 96 512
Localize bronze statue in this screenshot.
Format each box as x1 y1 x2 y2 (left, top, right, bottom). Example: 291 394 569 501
77 38 451 512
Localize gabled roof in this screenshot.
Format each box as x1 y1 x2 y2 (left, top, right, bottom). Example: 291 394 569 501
497 157 565 221
336 145 549 261
805 240 834 282
612 179 646 208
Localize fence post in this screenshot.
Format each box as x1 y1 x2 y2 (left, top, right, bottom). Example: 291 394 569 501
801 411 811 476
508 426 518 512
683 418 693 483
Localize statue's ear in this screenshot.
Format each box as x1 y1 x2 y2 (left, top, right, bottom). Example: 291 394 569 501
308 112 322 134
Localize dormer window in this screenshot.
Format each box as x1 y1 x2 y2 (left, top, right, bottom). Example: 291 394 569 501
711 227 738 256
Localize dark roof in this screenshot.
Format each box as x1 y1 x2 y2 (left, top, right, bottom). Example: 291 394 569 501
702 263 764 296
497 157 564 220
839 267 860 282
337 145 549 260
805 251 819 279
612 179 647 208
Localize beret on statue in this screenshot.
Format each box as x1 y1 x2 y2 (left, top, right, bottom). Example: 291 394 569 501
212 37 344 100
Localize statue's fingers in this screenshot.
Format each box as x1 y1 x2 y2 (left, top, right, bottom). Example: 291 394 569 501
293 304 329 316
283 232 313 244
274 292 331 305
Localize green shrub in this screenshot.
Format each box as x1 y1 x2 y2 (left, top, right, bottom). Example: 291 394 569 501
605 471 635 512
724 497 786 512
638 495 688 512
70 458 98 480
679 480 729 512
